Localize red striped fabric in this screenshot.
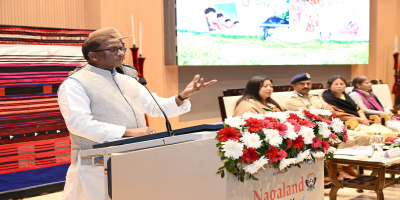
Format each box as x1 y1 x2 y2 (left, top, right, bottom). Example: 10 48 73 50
0 25 93 174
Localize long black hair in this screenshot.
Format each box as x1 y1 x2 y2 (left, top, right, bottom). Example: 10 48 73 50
236 75 282 110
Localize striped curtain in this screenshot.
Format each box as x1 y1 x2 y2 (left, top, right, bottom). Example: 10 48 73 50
0 25 92 193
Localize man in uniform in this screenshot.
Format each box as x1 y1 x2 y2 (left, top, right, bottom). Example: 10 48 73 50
283 73 368 181
283 73 335 112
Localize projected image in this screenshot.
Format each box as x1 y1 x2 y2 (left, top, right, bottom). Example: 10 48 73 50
204 4 239 31
176 0 369 66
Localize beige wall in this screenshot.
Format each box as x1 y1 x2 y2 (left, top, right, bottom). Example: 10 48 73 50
1 0 400 132
352 0 400 101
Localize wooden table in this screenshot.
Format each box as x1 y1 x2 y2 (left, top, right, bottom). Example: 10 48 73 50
327 155 400 200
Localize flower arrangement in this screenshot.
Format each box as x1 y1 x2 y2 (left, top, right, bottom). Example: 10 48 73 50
216 109 348 182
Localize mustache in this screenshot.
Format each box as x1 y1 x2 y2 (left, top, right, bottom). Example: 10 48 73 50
302 88 310 90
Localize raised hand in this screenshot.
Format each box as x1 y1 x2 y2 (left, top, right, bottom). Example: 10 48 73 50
179 74 217 99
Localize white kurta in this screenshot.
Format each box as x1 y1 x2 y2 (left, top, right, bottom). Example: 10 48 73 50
58 67 191 200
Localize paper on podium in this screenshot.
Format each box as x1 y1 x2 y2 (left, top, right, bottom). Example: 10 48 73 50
384 147 400 159
334 146 372 156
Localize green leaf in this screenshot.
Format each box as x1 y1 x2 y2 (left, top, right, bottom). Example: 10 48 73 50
262 108 273 112
316 134 324 139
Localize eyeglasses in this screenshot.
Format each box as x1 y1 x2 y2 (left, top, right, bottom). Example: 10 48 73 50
92 47 127 54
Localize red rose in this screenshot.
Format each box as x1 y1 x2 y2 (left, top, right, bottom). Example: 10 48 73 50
216 126 242 142
241 147 260 164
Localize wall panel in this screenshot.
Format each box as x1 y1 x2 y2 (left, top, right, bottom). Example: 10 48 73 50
0 0 85 29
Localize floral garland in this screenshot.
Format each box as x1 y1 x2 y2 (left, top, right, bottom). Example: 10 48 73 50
216 109 348 182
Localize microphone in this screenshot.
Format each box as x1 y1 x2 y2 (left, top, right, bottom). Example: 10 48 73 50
138 78 174 136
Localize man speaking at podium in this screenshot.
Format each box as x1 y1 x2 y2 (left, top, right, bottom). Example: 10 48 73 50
58 34 216 200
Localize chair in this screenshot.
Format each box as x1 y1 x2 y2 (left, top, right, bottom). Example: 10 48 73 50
222 88 244 96
218 95 242 121
312 83 324 89
274 85 293 92
370 79 383 84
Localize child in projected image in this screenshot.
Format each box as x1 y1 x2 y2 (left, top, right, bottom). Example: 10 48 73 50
232 21 239 28
216 13 226 29
225 19 233 29
204 7 219 31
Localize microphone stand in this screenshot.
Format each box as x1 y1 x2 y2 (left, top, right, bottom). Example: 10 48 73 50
139 78 174 136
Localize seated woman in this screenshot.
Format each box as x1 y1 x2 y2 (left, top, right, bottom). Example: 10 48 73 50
234 75 282 116
322 75 394 142
349 76 400 133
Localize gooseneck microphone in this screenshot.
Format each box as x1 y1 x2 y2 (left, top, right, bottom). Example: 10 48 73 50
138 78 174 136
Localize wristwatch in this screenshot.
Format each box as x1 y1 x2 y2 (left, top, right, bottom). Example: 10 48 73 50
178 94 189 101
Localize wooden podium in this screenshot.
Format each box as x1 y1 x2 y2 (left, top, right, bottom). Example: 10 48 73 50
81 131 324 200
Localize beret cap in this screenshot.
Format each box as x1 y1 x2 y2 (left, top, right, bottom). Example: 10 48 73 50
290 73 311 84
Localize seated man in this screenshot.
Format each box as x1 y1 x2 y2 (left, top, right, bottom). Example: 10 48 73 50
283 73 368 180
283 73 335 112
283 73 369 148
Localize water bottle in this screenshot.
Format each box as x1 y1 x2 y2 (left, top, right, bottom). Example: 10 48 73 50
371 132 384 159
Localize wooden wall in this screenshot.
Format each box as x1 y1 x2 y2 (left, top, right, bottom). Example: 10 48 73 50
352 0 400 100
1 0 400 132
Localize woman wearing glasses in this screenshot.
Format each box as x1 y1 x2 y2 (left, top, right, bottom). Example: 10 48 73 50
234 75 282 116
322 75 394 141
349 76 400 133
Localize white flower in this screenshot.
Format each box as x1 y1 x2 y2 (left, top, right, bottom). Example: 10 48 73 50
224 116 246 129
331 118 344 133
329 138 341 144
243 156 269 174
296 149 311 162
265 112 289 122
279 158 298 170
309 109 332 116
298 126 315 144
242 112 264 120
222 140 244 159
328 146 337 153
241 132 262 148
283 122 297 140
263 128 283 147
317 122 331 138
311 151 325 158
296 109 307 119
